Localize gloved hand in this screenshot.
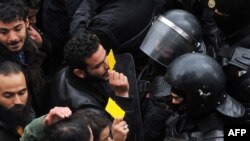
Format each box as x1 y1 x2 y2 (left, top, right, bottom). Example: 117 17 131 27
149 75 171 100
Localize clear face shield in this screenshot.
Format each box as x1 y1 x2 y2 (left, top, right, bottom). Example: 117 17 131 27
140 16 201 68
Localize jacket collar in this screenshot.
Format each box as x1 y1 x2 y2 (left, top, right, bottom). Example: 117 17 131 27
65 67 111 104
0 35 46 65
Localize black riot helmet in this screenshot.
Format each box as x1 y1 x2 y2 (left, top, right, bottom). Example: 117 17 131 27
166 53 245 118
140 9 206 68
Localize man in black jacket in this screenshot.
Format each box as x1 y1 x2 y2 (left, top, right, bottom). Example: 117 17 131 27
0 61 35 141
52 32 142 141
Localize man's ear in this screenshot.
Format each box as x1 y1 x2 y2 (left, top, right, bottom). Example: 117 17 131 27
73 69 86 78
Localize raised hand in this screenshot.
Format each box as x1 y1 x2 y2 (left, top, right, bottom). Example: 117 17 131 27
108 70 129 98
112 118 129 141
28 25 43 48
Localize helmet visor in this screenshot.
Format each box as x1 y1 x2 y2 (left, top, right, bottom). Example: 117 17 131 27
140 18 194 67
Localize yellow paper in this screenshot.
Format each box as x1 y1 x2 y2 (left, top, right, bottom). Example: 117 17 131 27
105 98 125 118
107 49 116 70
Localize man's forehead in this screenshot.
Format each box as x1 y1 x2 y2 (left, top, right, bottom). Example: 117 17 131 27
0 73 27 92
0 19 26 28
85 44 106 62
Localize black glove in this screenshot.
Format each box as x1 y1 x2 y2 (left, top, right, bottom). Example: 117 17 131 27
149 75 171 100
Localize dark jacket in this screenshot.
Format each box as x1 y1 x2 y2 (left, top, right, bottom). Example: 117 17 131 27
0 107 35 141
70 0 155 52
42 0 83 70
200 0 250 53
0 36 46 116
0 123 20 141
42 0 82 49
52 67 140 141
164 111 225 141
52 67 108 110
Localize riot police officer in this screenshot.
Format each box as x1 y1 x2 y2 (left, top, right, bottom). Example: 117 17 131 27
199 0 250 123
164 53 245 140
139 9 208 88
139 9 208 141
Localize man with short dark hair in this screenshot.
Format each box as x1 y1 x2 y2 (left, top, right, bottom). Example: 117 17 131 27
52 32 140 141
47 117 92 141
0 61 35 141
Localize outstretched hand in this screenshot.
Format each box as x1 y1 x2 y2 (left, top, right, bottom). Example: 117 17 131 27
44 106 72 127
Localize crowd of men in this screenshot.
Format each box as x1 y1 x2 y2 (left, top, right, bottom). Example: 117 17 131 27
0 0 250 141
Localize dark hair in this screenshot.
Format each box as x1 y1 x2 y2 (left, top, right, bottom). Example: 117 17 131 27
0 61 24 76
21 0 41 9
64 32 100 70
73 109 111 141
0 0 27 23
47 117 91 141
